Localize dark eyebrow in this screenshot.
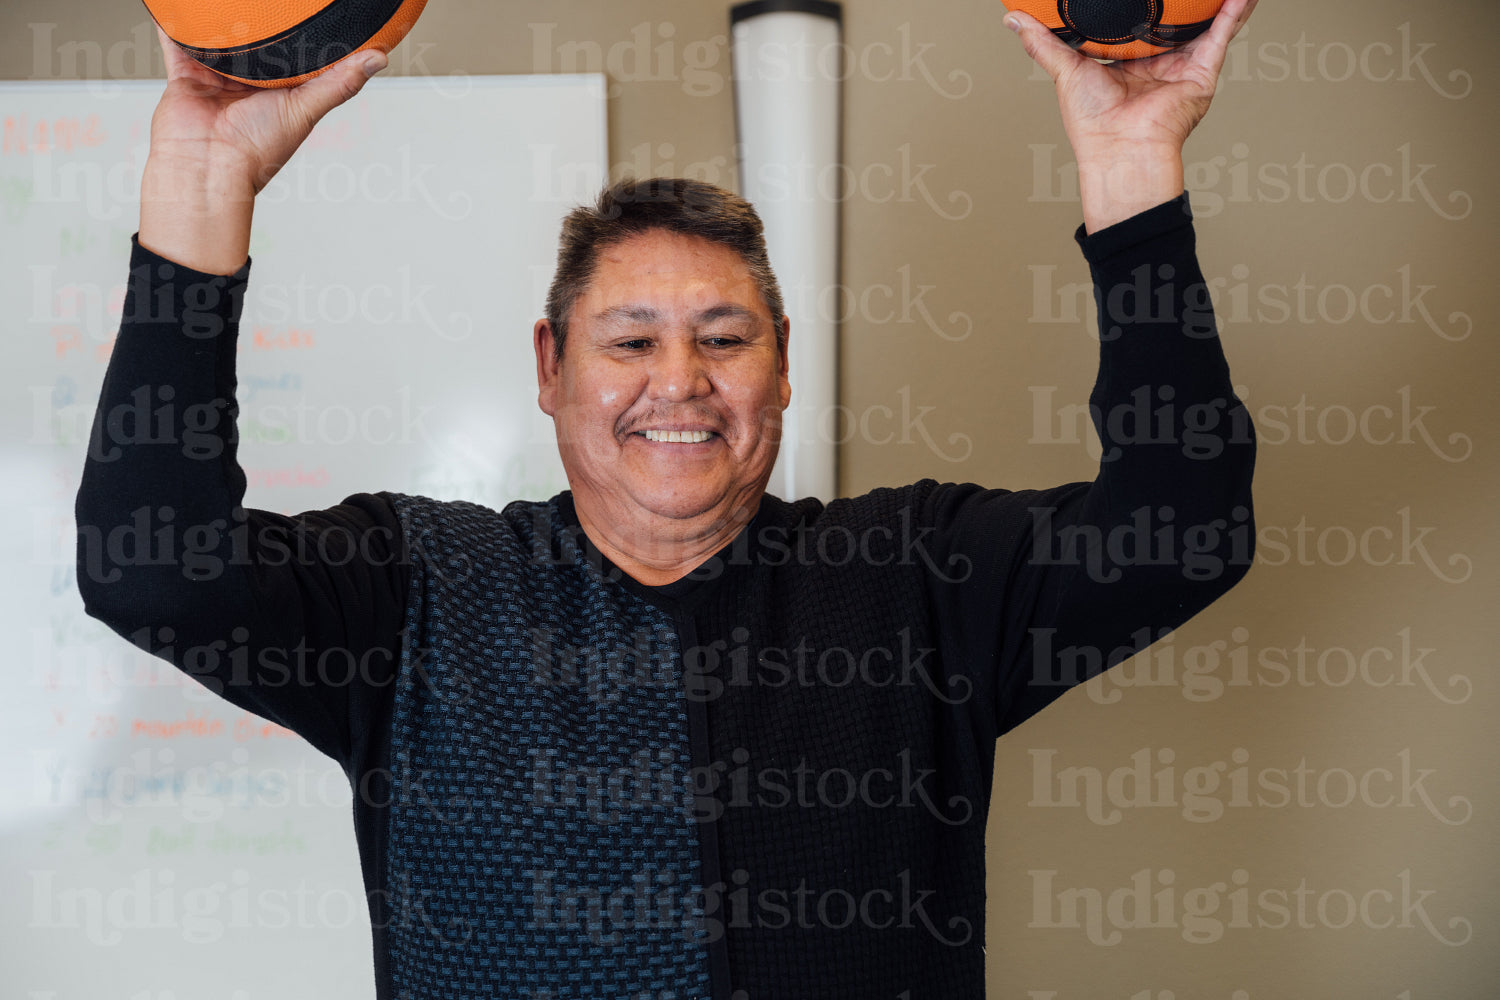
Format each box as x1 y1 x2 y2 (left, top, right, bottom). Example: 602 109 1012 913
592 304 759 326
594 305 660 324
696 304 757 324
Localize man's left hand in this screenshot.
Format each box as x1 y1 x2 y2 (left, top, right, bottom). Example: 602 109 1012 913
1005 0 1259 232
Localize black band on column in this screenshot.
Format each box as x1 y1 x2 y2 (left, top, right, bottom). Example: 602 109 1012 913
730 0 842 26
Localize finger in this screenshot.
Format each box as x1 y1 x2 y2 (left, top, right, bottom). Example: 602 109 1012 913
154 23 254 95
283 48 387 132
1212 0 1258 46
154 25 192 80
1228 0 1260 41
1184 0 1257 75
1004 11 1087 83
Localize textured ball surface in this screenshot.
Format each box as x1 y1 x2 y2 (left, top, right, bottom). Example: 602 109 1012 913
142 0 428 88
1002 0 1223 60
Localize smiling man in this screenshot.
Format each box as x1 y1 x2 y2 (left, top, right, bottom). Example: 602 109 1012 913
77 4 1257 999
535 203 791 584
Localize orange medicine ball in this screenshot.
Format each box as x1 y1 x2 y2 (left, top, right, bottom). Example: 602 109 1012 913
1001 0 1224 60
141 0 428 88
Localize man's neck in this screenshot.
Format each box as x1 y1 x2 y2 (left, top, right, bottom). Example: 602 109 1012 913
571 494 762 587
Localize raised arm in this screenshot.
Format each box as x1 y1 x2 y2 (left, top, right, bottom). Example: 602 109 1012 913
925 0 1261 735
75 32 406 765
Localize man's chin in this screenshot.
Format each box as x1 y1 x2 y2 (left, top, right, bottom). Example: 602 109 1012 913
628 481 762 527
635 491 724 523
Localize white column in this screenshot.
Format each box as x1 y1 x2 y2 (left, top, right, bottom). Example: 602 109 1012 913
732 0 843 502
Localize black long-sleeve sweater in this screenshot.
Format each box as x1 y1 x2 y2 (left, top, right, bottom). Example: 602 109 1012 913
76 194 1255 999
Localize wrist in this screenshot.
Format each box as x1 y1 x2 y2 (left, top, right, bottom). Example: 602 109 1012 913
140 156 255 275
1075 144 1184 234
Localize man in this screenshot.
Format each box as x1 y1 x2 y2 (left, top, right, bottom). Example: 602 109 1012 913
76 2 1259 997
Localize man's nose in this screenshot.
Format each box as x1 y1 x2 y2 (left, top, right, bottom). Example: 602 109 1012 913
648 338 712 402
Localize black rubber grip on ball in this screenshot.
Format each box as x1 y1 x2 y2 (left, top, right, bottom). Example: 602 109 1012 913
1060 0 1162 44
1051 0 1215 51
174 0 405 80
1142 18 1214 45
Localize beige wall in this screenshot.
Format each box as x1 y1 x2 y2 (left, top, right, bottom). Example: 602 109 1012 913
6 0 1494 996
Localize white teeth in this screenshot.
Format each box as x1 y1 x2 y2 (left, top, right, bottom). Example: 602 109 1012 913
643 429 712 443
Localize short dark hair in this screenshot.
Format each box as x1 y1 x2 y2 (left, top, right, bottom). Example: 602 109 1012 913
543 177 786 363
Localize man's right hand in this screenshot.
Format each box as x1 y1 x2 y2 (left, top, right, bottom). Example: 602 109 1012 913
139 26 386 275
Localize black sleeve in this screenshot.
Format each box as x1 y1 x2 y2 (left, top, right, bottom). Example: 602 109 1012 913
74 236 411 768
922 194 1257 737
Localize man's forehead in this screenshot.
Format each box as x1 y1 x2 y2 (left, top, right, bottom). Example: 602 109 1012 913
593 303 758 325
581 232 767 311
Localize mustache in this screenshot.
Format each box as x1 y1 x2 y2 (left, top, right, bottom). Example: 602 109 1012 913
619 407 726 434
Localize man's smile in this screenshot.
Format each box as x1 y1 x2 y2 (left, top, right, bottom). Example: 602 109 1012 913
639 429 717 443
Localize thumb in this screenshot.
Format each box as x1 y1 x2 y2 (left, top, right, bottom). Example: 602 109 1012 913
284 48 387 131
1004 11 1085 83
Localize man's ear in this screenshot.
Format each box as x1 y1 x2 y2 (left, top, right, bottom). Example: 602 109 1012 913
534 318 560 416
777 315 792 410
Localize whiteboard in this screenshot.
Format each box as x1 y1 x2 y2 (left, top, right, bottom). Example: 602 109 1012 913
1 74 607 999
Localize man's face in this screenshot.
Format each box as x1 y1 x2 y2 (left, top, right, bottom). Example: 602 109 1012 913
534 229 791 531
